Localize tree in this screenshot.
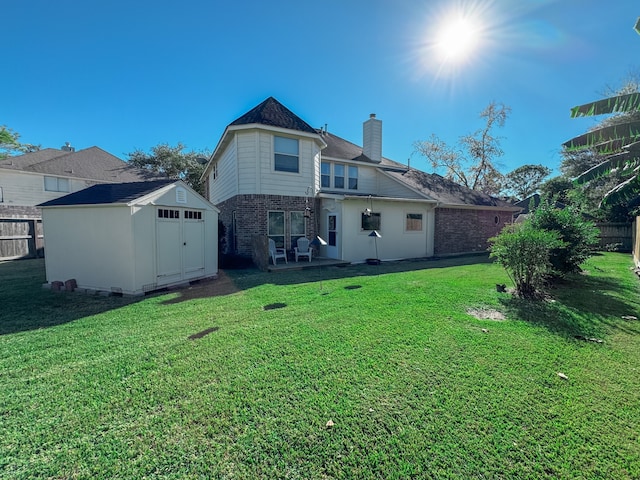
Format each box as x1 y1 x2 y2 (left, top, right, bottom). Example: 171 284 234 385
127 143 209 195
0 125 40 159
414 101 510 195
502 164 551 200
564 17 640 208
529 200 600 276
540 176 573 205
489 221 563 299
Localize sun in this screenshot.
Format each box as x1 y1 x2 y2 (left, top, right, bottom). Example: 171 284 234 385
435 15 480 63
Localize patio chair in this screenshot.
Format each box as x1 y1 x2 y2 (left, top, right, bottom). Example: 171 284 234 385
294 237 312 262
268 238 287 265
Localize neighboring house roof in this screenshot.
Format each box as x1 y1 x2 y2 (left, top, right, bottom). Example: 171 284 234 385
38 179 176 207
0 148 68 169
319 130 406 169
383 168 519 209
1 146 163 183
229 96 318 134
514 193 566 215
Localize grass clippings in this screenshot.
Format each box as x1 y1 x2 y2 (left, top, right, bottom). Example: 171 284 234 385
466 307 507 321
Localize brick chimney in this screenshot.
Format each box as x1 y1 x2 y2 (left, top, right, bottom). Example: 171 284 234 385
363 113 382 163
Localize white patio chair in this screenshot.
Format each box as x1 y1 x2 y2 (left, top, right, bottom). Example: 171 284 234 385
269 238 287 265
294 237 312 262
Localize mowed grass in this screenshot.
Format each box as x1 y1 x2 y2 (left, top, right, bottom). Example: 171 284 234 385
1 254 639 479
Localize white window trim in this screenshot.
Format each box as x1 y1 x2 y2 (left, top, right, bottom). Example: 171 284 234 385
321 161 359 190
273 136 300 174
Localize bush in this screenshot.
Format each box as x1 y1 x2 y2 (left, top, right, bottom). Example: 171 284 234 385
529 201 600 275
489 222 564 299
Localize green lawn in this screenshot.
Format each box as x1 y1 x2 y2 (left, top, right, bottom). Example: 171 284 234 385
1 254 639 479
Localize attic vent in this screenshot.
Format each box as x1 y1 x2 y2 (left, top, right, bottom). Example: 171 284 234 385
61 142 75 152
176 187 187 204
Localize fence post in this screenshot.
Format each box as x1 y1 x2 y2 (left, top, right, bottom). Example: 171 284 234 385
27 220 37 258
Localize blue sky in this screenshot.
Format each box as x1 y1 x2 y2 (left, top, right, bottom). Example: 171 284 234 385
3 0 638 176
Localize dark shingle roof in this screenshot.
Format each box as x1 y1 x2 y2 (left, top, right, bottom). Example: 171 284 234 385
0 148 69 169
229 97 318 134
385 169 517 208
1 147 164 182
319 130 406 169
39 179 175 207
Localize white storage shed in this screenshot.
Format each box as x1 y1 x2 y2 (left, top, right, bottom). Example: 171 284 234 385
39 179 219 296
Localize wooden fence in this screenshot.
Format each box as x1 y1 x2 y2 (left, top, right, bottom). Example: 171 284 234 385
595 222 633 252
0 219 44 260
634 218 640 267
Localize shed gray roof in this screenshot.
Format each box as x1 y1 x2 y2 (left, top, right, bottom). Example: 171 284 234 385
384 168 517 208
39 179 175 207
229 97 318 134
1 147 163 183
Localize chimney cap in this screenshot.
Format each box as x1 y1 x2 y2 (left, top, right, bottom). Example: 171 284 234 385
369 113 376 119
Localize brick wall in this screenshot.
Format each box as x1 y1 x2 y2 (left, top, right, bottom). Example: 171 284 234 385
216 194 319 258
434 208 514 255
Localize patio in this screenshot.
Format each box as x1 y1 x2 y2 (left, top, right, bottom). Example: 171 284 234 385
267 257 350 272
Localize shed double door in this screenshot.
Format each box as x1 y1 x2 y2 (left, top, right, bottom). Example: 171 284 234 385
156 208 205 285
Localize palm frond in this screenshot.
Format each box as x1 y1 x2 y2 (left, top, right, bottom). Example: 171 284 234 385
563 120 640 150
570 92 640 118
574 146 640 184
601 173 640 206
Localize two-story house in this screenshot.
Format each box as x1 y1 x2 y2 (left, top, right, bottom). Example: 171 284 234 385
0 145 161 220
0 145 162 259
202 97 519 264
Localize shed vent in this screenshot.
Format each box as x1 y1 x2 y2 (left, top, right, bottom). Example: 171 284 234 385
176 187 187 204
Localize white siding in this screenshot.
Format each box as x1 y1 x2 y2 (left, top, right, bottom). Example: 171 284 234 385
43 206 137 292
209 138 238 204
254 132 316 196
353 164 378 195
0 169 93 207
320 197 435 263
237 131 258 195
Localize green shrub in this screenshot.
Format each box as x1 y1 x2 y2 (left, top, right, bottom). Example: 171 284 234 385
489 222 564 298
529 201 600 275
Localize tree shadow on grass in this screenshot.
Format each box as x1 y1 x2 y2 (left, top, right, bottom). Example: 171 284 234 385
2 255 494 333
0 259 141 335
159 254 494 305
498 272 640 339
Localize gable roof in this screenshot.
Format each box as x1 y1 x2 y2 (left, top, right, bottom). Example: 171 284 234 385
383 168 519 209
1 147 163 183
39 179 176 207
229 97 318 134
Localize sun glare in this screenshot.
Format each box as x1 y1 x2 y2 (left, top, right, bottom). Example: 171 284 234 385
435 17 478 62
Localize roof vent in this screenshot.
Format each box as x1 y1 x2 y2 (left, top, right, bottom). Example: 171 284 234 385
61 142 75 152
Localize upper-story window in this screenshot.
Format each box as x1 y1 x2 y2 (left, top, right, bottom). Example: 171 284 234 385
321 162 330 188
348 166 358 189
274 136 299 173
334 164 345 188
211 162 218 181
319 162 358 191
44 176 69 193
